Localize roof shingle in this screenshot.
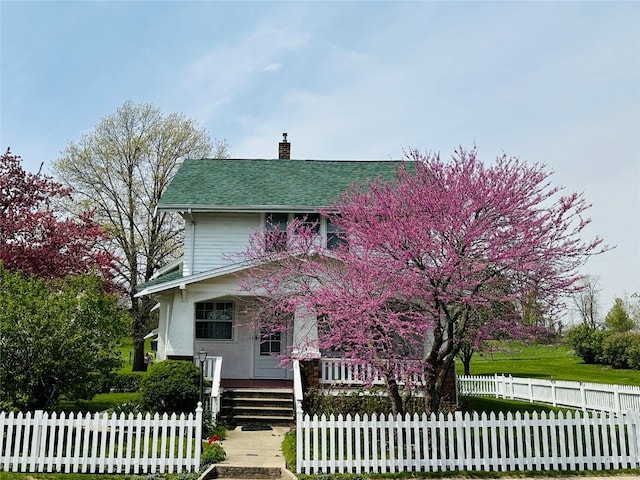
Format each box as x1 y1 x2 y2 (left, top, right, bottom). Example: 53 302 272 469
158 158 403 211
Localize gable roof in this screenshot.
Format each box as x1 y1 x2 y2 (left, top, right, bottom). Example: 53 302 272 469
158 158 403 212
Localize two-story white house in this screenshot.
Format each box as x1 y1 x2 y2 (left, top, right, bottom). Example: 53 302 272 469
136 136 402 395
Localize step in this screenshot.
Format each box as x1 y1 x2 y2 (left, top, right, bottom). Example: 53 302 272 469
223 398 292 405
220 387 295 427
213 465 282 479
222 388 293 398
229 406 292 415
199 465 288 479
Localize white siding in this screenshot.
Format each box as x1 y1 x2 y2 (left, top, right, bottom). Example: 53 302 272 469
183 213 261 276
163 290 195 358
157 274 259 378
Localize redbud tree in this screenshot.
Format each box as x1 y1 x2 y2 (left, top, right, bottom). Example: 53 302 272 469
240 147 606 414
0 148 115 281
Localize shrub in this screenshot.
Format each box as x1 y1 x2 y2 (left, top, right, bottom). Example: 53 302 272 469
200 440 225 470
140 360 200 414
109 399 145 415
601 333 635 369
109 371 145 392
628 334 640 370
305 388 390 416
566 324 609 364
600 332 640 370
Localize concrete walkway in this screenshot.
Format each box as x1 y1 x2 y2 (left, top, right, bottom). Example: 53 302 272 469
203 425 296 479
219 426 291 469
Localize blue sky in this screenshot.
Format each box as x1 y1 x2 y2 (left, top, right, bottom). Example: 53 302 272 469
1 1 639 320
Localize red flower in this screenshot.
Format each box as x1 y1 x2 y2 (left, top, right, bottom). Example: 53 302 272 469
208 434 221 444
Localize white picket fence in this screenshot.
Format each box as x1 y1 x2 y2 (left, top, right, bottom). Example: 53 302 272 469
458 374 640 413
296 410 640 475
0 405 203 474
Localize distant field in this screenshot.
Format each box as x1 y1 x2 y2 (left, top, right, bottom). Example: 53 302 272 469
459 342 640 386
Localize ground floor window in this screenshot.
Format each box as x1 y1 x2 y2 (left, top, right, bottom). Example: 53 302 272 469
259 331 282 355
195 301 234 340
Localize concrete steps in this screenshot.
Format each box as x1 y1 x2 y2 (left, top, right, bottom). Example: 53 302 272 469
200 465 295 479
209 465 282 479
220 387 294 428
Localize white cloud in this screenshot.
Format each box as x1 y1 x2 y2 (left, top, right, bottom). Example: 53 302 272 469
263 63 282 73
179 28 310 120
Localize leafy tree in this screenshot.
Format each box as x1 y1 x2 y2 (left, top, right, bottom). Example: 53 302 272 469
0 265 130 410
241 147 605 414
625 294 640 330
572 275 602 329
0 148 115 280
605 297 635 333
53 102 227 370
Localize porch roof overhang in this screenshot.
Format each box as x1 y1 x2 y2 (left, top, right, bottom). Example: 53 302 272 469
135 261 255 297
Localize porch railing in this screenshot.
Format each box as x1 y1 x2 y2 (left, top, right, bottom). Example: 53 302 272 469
319 358 425 386
293 360 304 416
194 356 222 418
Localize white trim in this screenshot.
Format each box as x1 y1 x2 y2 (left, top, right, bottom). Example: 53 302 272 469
135 261 256 297
159 204 339 213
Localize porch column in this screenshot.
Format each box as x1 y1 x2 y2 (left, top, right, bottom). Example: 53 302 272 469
292 304 320 359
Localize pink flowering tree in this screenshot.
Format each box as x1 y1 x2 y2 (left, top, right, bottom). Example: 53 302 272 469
240 147 606 414
0 148 116 282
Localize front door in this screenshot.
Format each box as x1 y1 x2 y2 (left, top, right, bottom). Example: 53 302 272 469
254 329 287 378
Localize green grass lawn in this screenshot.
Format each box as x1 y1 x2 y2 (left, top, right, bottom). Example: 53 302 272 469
458 341 640 386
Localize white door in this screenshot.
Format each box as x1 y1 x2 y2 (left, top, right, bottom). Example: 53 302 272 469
253 329 287 378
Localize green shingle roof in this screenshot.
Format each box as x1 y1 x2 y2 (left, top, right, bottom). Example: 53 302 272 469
136 268 182 291
158 158 403 211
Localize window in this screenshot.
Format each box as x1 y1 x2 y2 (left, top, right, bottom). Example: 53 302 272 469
327 216 346 250
195 301 234 340
265 212 344 251
294 213 320 234
259 332 282 355
265 213 288 252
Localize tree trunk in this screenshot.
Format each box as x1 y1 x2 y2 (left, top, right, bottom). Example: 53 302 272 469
387 378 405 415
133 337 146 371
131 294 155 371
463 358 471 376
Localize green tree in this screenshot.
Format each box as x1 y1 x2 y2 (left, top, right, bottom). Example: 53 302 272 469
0 265 130 410
53 101 227 371
605 297 635 333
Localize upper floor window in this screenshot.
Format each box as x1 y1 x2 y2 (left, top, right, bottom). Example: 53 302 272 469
294 213 320 234
326 216 346 250
195 301 234 340
265 213 289 252
264 212 346 251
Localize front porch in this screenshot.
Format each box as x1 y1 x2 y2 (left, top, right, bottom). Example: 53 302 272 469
198 356 457 425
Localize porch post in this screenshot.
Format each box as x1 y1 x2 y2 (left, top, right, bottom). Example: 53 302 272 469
292 305 320 360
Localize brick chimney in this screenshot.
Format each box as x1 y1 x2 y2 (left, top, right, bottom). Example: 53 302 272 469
278 132 290 159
